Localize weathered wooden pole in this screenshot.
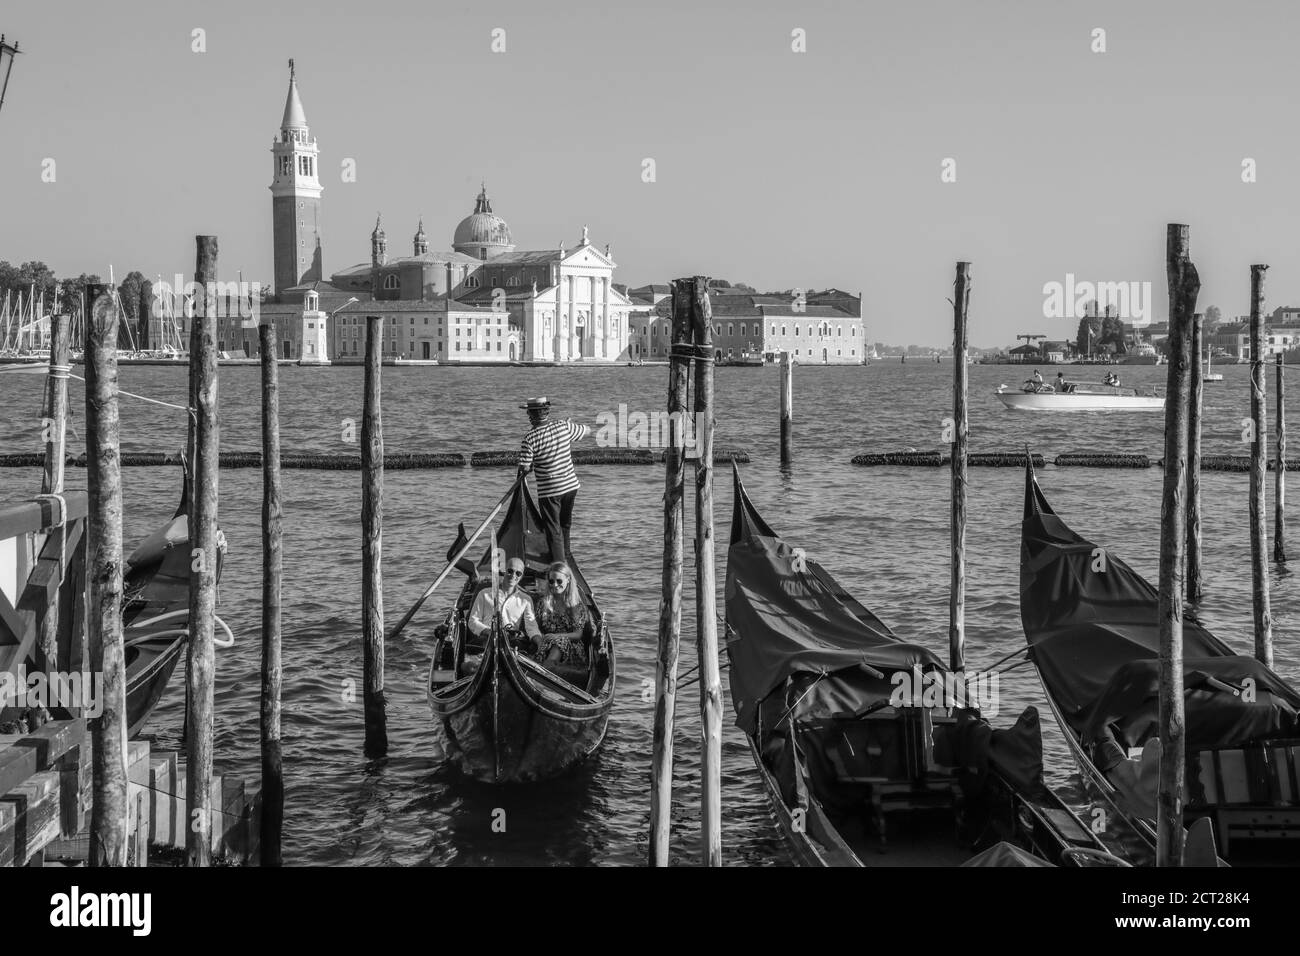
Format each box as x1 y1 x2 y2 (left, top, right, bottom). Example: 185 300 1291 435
1157 224 1198 868
1275 352 1286 564
779 350 793 466
85 285 129 866
258 318 284 865
37 313 71 670
950 263 970 674
690 277 722 866
1249 264 1273 668
362 314 388 757
1186 314 1204 601
186 236 220 867
650 279 691 866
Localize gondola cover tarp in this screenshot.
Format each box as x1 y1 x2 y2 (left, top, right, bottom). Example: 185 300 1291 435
1021 469 1300 750
726 469 943 734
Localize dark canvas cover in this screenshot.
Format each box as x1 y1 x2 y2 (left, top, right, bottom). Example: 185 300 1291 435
725 466 944 735
1020 466 1300 750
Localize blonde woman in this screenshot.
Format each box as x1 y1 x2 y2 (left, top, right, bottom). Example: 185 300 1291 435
534 562 591 666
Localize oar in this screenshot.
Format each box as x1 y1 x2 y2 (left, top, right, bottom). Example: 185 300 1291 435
389 478 520 641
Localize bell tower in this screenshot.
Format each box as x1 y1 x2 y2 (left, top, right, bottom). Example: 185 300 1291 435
270 59 322 299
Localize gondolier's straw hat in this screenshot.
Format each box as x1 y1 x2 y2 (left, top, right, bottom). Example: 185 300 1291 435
519 397 551 411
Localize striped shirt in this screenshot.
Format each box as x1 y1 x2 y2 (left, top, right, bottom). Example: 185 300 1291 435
519 419 589 498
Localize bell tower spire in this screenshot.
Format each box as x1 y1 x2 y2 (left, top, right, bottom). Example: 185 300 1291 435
270 58 322 300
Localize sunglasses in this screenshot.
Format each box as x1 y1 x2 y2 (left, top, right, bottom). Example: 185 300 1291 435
502 569 523 578
547 576 568 584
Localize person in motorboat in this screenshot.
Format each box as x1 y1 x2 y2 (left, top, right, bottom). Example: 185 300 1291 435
467 556 541 650
534 561 592 667
1032 369 1043 385
1056 371 1072 394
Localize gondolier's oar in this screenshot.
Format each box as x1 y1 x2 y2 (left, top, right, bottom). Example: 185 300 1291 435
389 477 521 641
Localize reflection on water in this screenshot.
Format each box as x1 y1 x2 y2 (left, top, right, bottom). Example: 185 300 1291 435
1 360 1296 865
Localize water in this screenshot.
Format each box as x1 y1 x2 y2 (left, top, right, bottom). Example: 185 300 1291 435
2 359 1297 866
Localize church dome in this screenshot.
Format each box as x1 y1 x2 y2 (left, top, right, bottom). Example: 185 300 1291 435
453 185 514 258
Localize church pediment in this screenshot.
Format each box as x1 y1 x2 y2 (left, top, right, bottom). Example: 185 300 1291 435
560 245 614 269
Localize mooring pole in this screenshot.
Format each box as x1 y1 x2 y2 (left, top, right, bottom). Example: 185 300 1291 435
37 312 71 670
1250 265 1273 668
258 318 284 865
1275 352 1287 564
690 277 722 866
362 314 388 757
950 263 970 674
779 350 793 467
1186 314 1204 602
1157 223 1198 868
650 280 691 866
85 284 129 867
186 236 220 867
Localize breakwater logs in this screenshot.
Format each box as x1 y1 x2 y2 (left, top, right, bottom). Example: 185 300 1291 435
1055 453 1152 468
0 452 467 469
1159 455 1300 473
852 450 1045 468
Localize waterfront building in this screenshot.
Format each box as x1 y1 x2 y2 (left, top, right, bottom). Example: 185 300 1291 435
627 289 864 364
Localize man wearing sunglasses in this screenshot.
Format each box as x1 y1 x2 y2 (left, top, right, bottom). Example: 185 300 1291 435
467 556 541 649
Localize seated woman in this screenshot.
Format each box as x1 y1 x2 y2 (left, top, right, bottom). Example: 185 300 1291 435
534 562 591 667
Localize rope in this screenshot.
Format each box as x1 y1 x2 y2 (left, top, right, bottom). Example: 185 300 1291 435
64 371 192 413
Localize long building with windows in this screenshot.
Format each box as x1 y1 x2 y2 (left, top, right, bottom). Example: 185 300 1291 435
628 288 865 364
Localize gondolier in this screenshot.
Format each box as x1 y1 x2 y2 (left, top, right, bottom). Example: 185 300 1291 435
516 397 590 562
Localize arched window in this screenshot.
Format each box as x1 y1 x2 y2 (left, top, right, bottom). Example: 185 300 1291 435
466 275 480 289
383 275 399 290
727 323 734 337
851 326 857 337
781 325 787 336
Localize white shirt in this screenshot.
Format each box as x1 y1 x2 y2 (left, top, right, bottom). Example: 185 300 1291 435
468 587 541 640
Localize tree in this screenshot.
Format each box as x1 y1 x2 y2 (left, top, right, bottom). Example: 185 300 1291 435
116 271 147 350
138 278 154 349
1076 316 1102 355
58 273 103 318
1099 316 1126 353
0 261 58 306
1204 305 1222 333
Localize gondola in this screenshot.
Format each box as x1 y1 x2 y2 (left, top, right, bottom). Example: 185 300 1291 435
427 479 615 783
1020 462 1300 864
120 476 225 738
725 465 1121 866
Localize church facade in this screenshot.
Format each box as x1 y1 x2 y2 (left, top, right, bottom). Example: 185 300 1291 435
267 65 633 364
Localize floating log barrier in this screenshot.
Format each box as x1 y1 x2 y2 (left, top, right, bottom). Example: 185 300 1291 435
653 448 749 465
473 448 656 466
0 452 467 469
1158 455 1300 472
1055 453 1151 468
851 450 947 466
969 452 1045 468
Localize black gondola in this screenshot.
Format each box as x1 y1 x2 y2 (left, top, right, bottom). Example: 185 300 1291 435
427 479 615 783
725 465 1121 866
1020 461 1300 864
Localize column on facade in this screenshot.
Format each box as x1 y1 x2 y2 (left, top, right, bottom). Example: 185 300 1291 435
589 275 601 359
554 281 564 362
567 275 578 361
601 276 611 359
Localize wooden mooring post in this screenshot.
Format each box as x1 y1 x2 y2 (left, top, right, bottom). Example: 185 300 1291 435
950 263 970 673
649 280 691 866
1275 352 1286 564
780 350 793 467
1157 224 1198 867
362 314 388 757
1249 264 1273 668
258 318 284 864
37 313 71 669
85 284 130 866
1186 313 1204 601
690 277 722 866
186 236 220 867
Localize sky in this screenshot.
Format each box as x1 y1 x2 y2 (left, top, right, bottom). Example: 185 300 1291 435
2 0 1299 347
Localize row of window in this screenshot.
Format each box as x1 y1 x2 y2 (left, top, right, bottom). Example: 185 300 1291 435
638 322 859 339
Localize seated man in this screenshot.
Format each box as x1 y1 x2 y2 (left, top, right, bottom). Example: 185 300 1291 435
467 556 541 650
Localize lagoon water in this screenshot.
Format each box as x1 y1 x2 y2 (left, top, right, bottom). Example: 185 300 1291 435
2 359 1298 865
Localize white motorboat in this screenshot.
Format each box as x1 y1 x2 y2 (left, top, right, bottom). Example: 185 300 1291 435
996 380 1164 411
1204 347 1224 383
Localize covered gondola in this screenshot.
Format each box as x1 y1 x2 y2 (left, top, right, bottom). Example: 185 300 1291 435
427 479 615 783
725 465 1118 866
1020 463 1300 864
